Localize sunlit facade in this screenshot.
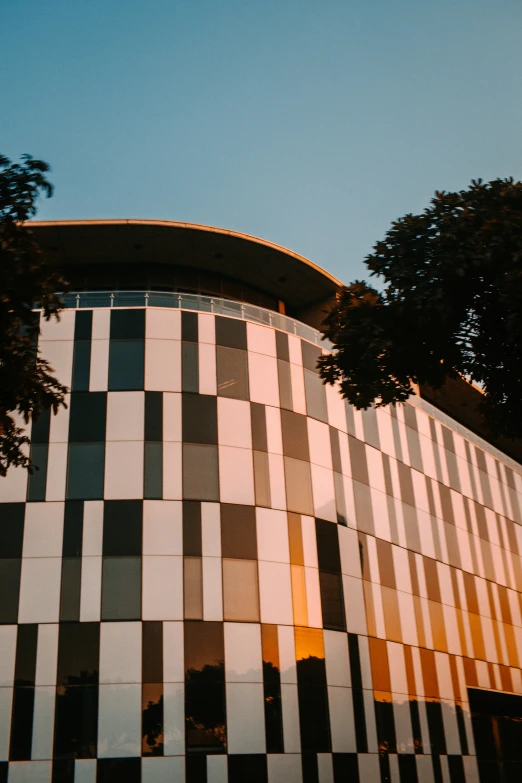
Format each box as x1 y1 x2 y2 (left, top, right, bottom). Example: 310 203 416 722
0 221 521 783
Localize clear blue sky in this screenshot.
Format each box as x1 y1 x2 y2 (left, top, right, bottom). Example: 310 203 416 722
3 0 522 282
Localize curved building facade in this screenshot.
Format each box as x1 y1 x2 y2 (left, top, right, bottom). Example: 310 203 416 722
1 221 522 783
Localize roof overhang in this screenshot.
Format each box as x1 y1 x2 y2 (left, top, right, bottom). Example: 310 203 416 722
26 219 342 311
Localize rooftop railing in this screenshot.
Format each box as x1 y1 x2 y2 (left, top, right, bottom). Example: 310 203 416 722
61 290 332 349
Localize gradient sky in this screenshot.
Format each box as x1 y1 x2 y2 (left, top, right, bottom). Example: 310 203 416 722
3 0 522 283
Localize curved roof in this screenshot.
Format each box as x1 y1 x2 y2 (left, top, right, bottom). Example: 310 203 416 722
26 219 342 310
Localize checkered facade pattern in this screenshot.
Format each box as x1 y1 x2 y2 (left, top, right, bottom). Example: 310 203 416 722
1 306 522 783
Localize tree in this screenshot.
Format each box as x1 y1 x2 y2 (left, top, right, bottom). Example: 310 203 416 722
0 154 68 476
319 178 522 438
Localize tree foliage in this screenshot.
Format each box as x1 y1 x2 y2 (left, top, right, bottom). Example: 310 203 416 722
319 178 522 438
0 154 68 476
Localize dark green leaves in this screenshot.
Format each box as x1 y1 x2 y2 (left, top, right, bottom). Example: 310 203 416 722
320 179 522 439
0 154 68 476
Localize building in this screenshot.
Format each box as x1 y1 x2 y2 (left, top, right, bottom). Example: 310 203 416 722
1 220 522 783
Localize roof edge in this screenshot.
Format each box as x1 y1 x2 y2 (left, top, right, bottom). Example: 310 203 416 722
25 219 343 289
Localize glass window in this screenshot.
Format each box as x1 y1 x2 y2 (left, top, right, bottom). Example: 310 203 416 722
362 408 380 450
185 682 227 752
103 500 143 556
220 504 257 560
74 310 93 340
69 393 107 443
182 444 219 501
0 503 25 558
329 428 342 474
101 557 141 620
13 624 37 689
182 393 217 444
277 358 293 411
318 571 345 631
144 443 163 500
144 392 163 441
315 518 341 574
398 461 415 507
184 557 203 620
301 342 321 373
375 539 396 591
0 559 22 623
228 755 268 783
66 443 105 500
182 312 198 342
297 684 331 752
72 341 91 391
304 369 328 423
62 501 84 557
142 622 163 684
31 407 51 444
223 558 259 622
215 317 247 350
53 684 97 759
142 681 164 755
275 331 289 362
27 443 48 502
280 410 309 461
59 558 82 622
284 457 313 516
57 623 100 686
182 501 202 556
250 403 267 452
216 346 249 400
352 480 374 536
253 451 271 508
108 340 145 390
184 621 224 679
288 513 305 566
183 621 226 750
97 758 141 782
10 687 35 760
110 309 145 340
182 342 199 393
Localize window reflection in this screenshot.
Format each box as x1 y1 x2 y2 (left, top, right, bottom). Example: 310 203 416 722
57 623 99 686
294 633 331 752
142 683 163 755
54 684 98 759
184 622 226 752
261 624 283 753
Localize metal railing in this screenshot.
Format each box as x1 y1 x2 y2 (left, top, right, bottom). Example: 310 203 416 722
61 290 332 349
